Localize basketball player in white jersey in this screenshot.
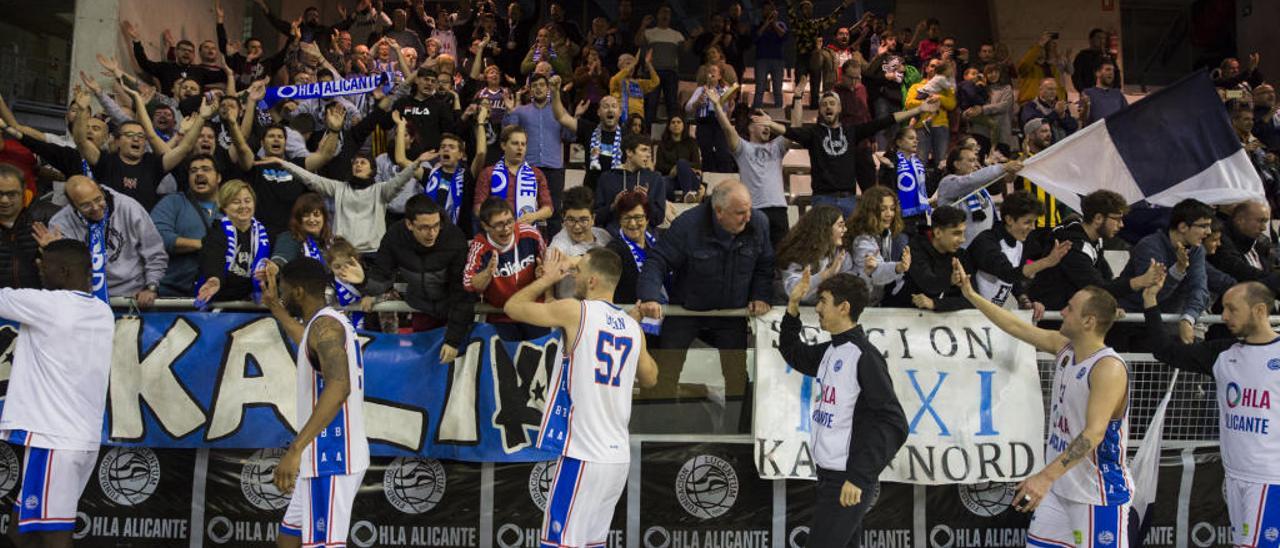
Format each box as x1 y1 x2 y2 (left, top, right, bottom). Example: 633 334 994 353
260 258 369 548
0 240 114 548
1143 279 1280 547
957 257 1147 548
504 247 658 548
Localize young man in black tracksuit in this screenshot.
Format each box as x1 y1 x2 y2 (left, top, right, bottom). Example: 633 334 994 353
778 271 908 547
365 195 474 362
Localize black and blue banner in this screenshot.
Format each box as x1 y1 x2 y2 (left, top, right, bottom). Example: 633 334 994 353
0 313 563 462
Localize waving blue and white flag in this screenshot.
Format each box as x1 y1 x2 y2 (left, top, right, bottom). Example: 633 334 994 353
1019 70 1264 211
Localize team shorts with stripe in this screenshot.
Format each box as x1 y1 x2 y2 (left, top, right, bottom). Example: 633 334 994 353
279 471 364 547
8 443 97 533
1027 490 1130 548
541 455 627 548
1226 476 1280 547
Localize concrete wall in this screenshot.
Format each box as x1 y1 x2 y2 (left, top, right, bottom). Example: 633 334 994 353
1236 0 1280 83
68 0 250 97
988 0 1123 93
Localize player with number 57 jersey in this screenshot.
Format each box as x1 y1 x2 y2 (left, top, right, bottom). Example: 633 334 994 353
505 247 658 548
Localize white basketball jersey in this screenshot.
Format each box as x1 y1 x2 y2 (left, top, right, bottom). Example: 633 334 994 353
0 289 114 450
538 300 641 464
1046 344 1133 506
974 239 1022 307
296 307 369 478
1212 338 1280 484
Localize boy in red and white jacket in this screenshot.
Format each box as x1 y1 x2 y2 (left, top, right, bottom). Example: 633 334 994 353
464 197 546 325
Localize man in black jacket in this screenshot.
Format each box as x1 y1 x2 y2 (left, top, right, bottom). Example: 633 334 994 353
635 181 774 422
882 205 974 311
1028 190 1163 310
0 164 40 288
366 196 474 363
778 271 907 547
1208 200 1280 293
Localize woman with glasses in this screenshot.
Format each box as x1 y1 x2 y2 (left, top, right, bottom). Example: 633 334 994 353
196 180 271 303
605 190 661 305
775 205 850 305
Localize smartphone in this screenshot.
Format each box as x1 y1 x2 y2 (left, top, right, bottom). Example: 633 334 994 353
1048 32 1060 40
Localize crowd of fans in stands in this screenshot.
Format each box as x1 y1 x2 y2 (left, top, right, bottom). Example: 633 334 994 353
0 0 1276 416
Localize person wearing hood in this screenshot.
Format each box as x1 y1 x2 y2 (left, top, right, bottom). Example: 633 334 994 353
366 195 474 363
45 176 167 307
967 191 1070 313
1028 189 1164 310
754 84 939 217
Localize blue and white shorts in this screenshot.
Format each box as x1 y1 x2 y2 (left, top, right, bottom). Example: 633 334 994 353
1027 490 1130 548
9 441 97 534
1227 477 1280 547
540 455 627 548
279 471 364 547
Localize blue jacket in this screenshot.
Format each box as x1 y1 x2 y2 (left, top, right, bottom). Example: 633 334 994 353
637 202 774 309
1119 231 1208 323
150 192 221 297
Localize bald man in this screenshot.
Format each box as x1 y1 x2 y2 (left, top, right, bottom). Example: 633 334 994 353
1144 280 1280 547
635 181 774 426
550 76 625 191
1211 200 1280 294
42 176 167 307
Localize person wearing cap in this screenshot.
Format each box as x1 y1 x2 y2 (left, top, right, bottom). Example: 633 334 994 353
1013 117 1064 227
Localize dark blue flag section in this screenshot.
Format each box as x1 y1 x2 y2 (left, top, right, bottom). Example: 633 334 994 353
0 313 562 462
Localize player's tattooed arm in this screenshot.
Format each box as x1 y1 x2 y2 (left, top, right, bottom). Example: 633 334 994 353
287 317 351 454
1056 434 1094 469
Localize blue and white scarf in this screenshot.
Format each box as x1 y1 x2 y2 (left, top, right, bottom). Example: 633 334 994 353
896 152 930 217
302 237 364 329
619 228 664 334
617 228 656 271
222 218 271 302
698 84 727 119
491 157 539 220
589 124 622 170
259 72 391 110
620 79 642 122
82 208 109 303
531 43 557 64
425 164 466 224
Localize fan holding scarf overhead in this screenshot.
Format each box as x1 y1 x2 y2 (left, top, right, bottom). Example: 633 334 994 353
610 50 661 124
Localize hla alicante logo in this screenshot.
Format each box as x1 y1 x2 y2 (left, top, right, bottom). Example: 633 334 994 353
240 448 290 510
383 457 447 514
957 482 1016 517
675 454 739 520
528 460 557 511
0 442 19 500
98 447 160 506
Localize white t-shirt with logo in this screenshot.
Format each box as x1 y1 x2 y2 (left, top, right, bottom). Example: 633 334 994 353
732 137 789 209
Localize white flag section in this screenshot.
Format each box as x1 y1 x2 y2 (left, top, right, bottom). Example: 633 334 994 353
1018 70 1263 212
753 308 1045 484
1129 370 1179 520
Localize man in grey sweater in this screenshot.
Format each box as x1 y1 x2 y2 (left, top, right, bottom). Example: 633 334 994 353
45 177 167 306
935 146 1022 246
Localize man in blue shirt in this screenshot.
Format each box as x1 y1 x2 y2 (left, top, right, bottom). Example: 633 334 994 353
505 74 575 234
752 0 788 108
1115 198 1213 349
1080 61 1128 126
150 154 223 296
